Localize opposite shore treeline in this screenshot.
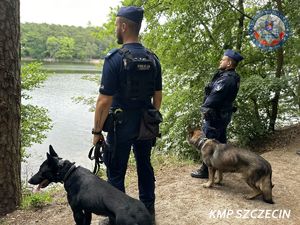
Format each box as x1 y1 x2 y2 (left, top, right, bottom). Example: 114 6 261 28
21 23 110 61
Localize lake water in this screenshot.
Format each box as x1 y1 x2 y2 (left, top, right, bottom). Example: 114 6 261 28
22 64 100 180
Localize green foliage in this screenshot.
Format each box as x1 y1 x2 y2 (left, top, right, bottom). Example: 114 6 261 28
96 167 107 180
21 189 52 209
0 218 6 225
21 63 52 158
46 36 60 58
95 0 299 157
21 23 108 60
53 37 75 59
21 104 52 153
21 62 47 93
93 9 119 55
72 96 96 112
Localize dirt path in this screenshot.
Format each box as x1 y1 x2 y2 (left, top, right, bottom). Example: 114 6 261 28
2 125 300 225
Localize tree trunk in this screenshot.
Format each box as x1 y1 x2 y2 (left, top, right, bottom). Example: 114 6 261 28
250 97 260 121
298 70 300 111
236 0 244 51
0 0 21 216
269 48 284 132
269 0 284 131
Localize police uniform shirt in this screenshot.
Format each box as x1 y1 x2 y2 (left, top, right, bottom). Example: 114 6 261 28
202 69 240 110
100 43 162 109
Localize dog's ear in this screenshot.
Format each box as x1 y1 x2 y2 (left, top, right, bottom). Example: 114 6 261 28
187 125 192 132
49 145 58 157
187 127 195 137
47 152 59 167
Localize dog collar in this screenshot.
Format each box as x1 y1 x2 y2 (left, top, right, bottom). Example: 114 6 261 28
63 164 77 182
197 137 208 149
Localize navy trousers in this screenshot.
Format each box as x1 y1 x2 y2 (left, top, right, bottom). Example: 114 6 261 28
203 111 232 143
103 110 155 208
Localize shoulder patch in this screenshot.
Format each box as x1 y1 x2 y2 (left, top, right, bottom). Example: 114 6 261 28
105 48 119 59
214 83 223 92
213 79 225 92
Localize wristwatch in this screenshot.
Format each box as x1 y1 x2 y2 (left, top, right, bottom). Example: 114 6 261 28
92 128 102 135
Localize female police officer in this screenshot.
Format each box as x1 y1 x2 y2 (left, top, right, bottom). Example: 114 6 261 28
92 6 162 225
191 49 243 179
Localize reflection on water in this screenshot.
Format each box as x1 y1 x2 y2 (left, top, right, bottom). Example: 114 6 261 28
42 63 101 73
22 73 99 180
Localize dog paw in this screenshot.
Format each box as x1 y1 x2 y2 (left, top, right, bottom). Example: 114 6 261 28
202 182 213 188
244 193 261 200
215 181 223 186
244 195 253 200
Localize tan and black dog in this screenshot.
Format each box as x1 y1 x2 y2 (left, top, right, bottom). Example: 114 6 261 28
188 129 274 204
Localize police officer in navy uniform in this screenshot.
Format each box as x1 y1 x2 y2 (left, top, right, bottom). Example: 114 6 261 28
93 6 162 225
191 49 243 178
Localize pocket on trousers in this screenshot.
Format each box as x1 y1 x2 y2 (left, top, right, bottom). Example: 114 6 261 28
137 109 163 140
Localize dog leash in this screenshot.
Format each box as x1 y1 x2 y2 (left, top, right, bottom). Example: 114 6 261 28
88 140 105 175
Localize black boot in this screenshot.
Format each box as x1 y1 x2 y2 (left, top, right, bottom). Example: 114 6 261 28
191 163 208 179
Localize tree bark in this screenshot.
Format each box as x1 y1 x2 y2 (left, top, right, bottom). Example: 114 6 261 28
236 0 245 51
298 70 300 111
269 0 284 131
0 0 21 216
250 97 260 121
269 49 284 132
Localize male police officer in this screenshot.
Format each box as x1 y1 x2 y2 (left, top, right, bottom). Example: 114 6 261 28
191 49 243 178
93 6 162 225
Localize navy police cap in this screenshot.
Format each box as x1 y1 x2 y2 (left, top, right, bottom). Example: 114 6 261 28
224 49 244 63
117 6 144 24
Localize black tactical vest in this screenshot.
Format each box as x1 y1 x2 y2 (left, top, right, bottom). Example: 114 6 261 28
118 48 157 101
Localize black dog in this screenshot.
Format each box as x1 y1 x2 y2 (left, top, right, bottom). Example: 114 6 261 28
28 145 152 225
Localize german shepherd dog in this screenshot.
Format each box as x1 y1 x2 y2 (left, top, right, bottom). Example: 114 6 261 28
28 145 152 225
188 129 274 204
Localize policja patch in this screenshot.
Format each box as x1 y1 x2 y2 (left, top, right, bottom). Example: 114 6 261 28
214 80 224 92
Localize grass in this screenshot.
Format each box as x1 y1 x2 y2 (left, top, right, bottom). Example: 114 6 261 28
20 185 62 210
0 218 7 225
127 150 195 170
151 151 195 169
125 150 195 189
